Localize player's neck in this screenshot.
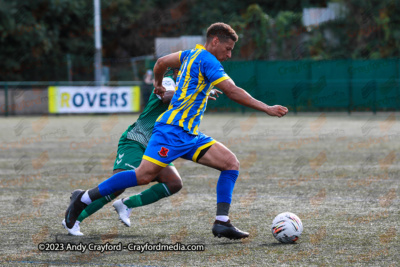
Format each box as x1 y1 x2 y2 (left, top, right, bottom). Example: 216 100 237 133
204 43 218 59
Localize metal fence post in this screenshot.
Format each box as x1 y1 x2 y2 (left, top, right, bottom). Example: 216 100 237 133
4 83 8 117
373 79 377 115
348 60 352 115
397 58 400 111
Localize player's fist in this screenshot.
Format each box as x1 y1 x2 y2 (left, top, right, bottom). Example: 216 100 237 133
153 83 166 98
266 105 288 118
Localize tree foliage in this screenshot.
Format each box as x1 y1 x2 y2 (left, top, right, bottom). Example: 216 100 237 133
0 0 398 81
305 0 400 59
236 4 271 60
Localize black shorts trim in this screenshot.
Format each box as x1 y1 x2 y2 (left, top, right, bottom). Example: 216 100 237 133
196 145 212 162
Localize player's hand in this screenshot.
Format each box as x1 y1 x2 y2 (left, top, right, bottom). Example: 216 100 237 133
153 83 166 98
208 89 223 101
266 105 288 118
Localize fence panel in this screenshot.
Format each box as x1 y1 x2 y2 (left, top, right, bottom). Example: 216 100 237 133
2 59 399 116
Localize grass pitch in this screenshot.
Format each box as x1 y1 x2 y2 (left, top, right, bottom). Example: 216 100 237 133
0 112 399 266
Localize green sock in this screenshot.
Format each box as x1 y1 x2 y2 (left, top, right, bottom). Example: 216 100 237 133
77 193 117 222
123 183 171 208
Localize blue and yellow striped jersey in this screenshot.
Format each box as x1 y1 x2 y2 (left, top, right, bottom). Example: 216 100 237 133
156 44 230 135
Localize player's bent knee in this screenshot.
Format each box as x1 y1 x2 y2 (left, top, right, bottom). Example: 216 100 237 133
167 179 183 195
223 156 240 171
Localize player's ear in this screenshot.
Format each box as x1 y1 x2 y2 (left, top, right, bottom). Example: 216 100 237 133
212 36 219 47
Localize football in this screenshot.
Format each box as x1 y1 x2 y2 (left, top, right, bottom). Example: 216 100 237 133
271 212 303 243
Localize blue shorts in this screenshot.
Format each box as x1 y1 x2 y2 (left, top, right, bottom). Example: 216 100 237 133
143 122 216 167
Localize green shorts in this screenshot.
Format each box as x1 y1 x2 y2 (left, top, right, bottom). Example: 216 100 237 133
113 128 174 170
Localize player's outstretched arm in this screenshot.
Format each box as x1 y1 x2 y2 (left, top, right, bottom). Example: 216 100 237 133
153 52 181 97
215 79 288 117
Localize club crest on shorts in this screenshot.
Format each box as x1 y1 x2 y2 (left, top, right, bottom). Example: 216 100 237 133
158 147 169 158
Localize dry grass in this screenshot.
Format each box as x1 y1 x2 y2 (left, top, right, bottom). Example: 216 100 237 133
0 112 399 266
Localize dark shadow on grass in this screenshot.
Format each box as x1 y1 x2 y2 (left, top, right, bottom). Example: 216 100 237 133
55 233 145 242
112 235 144 239
210 240 246 245
54 234 101 243
260 242 298 247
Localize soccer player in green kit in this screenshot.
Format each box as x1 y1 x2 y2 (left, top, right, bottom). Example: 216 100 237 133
63 69 222 235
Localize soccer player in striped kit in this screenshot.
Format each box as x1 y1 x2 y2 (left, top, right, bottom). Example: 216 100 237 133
65 22 288 239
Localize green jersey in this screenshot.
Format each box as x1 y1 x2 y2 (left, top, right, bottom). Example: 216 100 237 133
126 78 172 147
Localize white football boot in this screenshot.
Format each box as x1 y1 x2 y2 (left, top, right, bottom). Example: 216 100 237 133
62 219 84 236
113 199 132 227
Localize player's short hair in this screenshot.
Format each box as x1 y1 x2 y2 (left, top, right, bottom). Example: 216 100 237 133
206 22 238 43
